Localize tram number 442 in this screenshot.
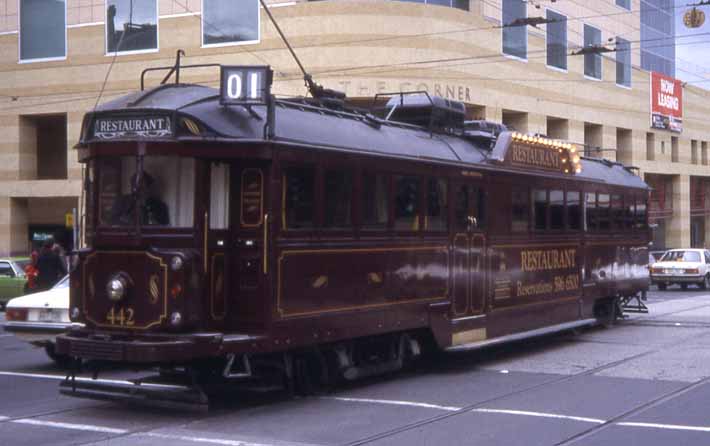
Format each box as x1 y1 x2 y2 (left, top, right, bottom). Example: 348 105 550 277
106 307 135 327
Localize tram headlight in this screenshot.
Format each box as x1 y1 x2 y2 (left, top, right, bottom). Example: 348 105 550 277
106 273 129 302
170 311 182 327
170 256 184 271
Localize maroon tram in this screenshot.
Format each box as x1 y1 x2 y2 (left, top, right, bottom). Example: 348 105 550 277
57 63 650 408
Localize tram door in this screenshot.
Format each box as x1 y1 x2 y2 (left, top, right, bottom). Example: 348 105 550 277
452 181 487 317
206 161 268 329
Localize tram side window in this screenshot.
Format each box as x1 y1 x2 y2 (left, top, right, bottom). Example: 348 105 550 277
426 178 448 231
512 187 529 232
624 196 634 231
635 196 648 229
598 193 611 231
567 191 581 230
585 192 597 231
362 172 389 229
550 190 564 230
455 184 486 231
533 189 548 230
394 175 420 230
323 169 353 228
611 194 624 231
283 166 315 229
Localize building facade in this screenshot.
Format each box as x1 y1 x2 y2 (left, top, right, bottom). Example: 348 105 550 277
0 0 708 256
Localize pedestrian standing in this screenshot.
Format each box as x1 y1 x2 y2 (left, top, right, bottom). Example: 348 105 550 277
35 240 66 291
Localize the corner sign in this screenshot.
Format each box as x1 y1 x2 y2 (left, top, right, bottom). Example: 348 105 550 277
220 65 273 105
93 115 172 140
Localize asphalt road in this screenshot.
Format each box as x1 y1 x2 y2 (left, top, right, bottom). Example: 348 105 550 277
3 287 710 446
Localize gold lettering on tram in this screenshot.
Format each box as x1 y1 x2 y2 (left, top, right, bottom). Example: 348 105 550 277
520 249 577 272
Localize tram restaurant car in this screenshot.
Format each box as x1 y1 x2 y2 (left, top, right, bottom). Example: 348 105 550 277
57 64 650 407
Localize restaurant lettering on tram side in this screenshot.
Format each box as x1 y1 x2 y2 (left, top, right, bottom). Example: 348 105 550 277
0 0 707 255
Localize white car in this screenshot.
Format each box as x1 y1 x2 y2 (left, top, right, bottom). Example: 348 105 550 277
4 276 81 364
650 249 710 291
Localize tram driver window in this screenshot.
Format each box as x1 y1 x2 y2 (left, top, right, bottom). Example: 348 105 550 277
511 187 529 232
323 169 353 228
611 194 624 231
634 196 648 229
99 156 195 227
394 175 420 230
426 178 448 231
533 189 548 230
362 172 389 229
283 166 315 229
209 162 230 230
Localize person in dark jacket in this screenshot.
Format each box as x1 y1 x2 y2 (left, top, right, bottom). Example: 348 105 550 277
35 240 67 291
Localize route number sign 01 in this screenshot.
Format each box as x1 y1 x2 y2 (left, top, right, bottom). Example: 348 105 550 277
220 65 273 105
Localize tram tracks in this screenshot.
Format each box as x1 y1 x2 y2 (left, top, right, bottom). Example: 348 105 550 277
341 322 710 446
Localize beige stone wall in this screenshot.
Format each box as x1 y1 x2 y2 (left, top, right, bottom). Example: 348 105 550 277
0 0 708 253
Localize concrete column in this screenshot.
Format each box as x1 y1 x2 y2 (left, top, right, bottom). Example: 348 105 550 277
0 197 29 257
18 116 37 181
528 113 546 137
569 120 585 152
67 112 84 180
485 107 503 125
667 175 691 249
603 126 617 162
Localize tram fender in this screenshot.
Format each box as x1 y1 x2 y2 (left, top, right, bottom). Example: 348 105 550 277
427 301 452 349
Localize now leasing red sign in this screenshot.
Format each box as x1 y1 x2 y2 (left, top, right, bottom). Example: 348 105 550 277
650 72 683 133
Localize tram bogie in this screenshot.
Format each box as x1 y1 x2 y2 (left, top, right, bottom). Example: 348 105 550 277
57 63 650 408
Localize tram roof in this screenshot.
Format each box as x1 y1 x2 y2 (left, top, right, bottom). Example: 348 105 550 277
90 84 648 190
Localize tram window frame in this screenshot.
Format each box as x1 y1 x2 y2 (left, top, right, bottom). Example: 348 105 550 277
361 171 390 230
454 183 486 232
322 167 354 230
566 190 582 231
282 165 316 231
634 195 648 230
533 189 549 231
511 186 530 232
624 195 635 231
597 193 611 231
394 175 422 231
425 177 448 232
585 192 597 232
550 189 565 231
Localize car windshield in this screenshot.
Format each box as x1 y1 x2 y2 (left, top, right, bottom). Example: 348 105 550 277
661 251 701 263
53 275 69 289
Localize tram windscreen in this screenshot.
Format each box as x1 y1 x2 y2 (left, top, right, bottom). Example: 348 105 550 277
98 156 195 228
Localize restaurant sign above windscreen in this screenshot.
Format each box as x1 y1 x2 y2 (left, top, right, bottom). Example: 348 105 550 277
650 72 683 133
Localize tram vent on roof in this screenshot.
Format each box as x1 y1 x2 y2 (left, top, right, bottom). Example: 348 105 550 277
381 93 465 132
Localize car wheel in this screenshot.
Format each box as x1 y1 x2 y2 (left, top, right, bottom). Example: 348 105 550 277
658 283 667 291
702 275 710 290
681 283 688 291
44 343 71 367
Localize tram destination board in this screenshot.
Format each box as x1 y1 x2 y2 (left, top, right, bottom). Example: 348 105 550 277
92 115 173 140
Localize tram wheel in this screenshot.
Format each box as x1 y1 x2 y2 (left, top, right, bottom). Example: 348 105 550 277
292 350 329 396
595 298 617 328
657 283 667 291
700 276 710 290
681 284 688 291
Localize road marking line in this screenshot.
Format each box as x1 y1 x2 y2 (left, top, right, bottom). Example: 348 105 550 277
618 422 710 433
473 408 605 424
143 432 275 446
321 396 461 412
0 416 8 421
12 418 128 434
0 371 187 390
0 334 13 338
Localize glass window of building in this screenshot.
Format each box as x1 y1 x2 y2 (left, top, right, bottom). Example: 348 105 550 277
640 0 675 77
502 0 527 60
616 37 631 87
546 10 567 70
203 0 260 47
616 0 631 9
584 24 602 80
20 0 67 62
393 0 468 9
106 0 158 54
